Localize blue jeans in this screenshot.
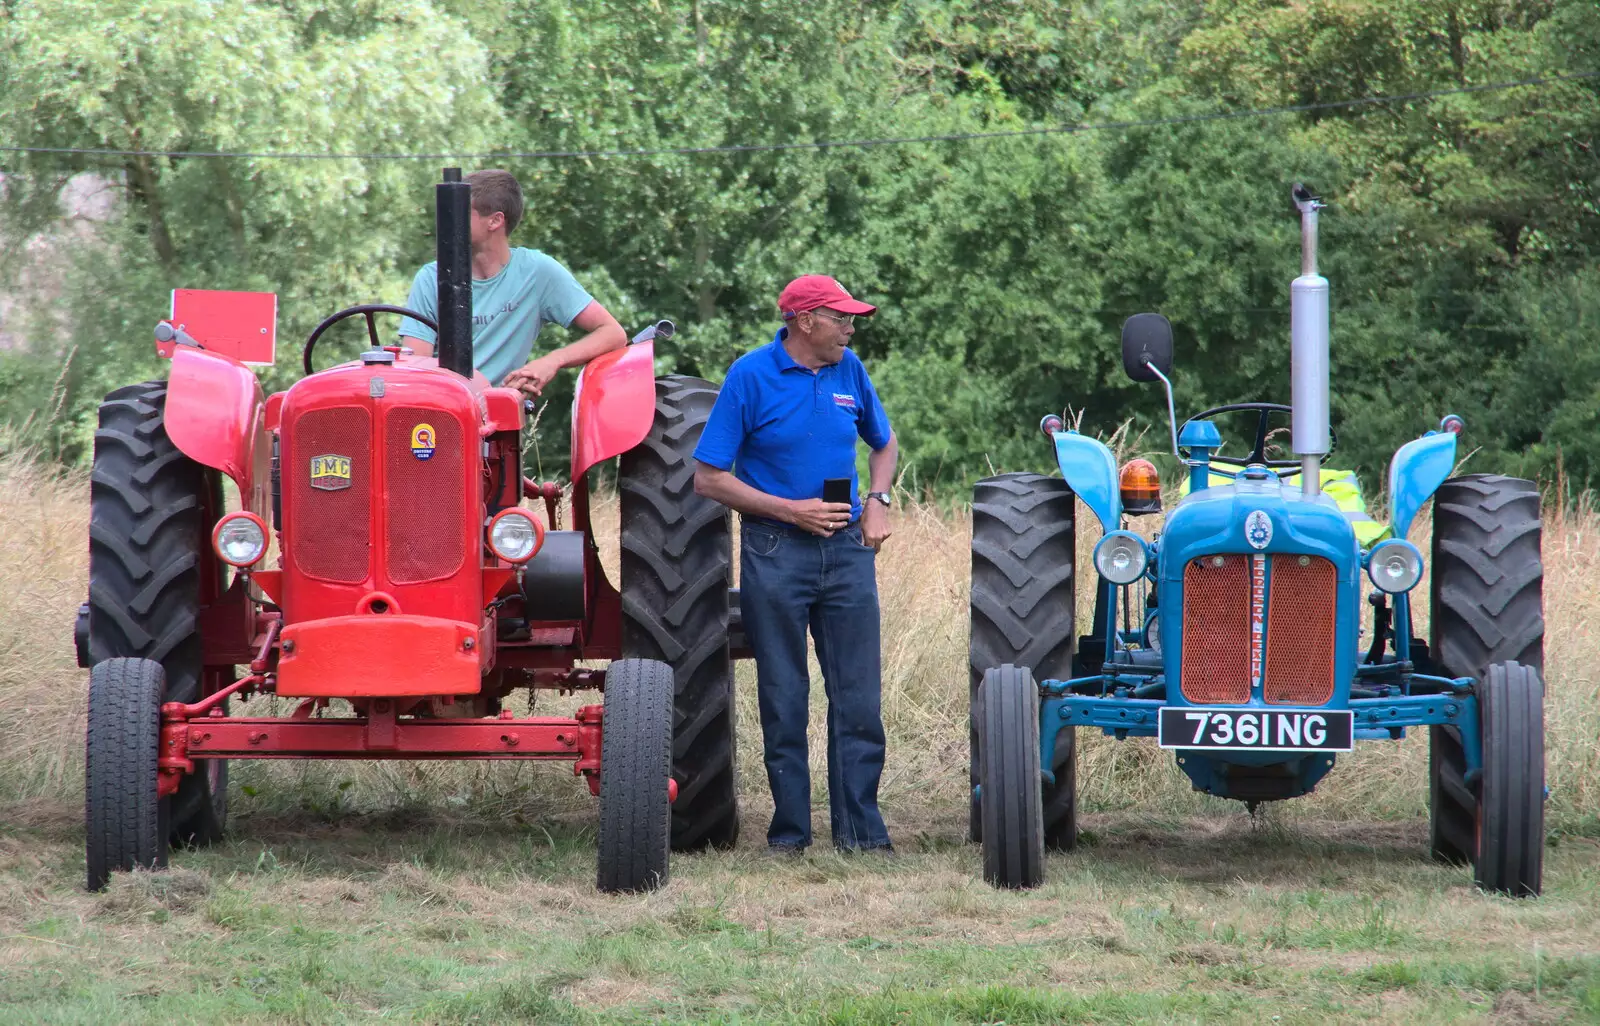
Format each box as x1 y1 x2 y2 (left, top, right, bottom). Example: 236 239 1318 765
741 519 891 850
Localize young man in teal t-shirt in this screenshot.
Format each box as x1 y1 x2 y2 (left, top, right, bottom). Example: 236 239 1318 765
397 169 626 394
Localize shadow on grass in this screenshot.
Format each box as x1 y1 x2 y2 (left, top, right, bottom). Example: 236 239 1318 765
1071 812 1445 889
9 784 1458 899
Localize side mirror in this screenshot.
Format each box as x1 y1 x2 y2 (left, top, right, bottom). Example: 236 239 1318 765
1121 313 1173 383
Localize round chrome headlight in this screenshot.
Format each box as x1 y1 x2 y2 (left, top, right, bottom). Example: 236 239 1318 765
488 508 544 564
1367 538 1423 593
213 512 268 568
1094 531 1150 586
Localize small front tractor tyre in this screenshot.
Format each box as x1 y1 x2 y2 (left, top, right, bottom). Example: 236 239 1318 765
1474 662 1545 898
85 658 168 891
619 375 739 852
596 658 674 894
979 665 1045 890
88 381 228 849
969 473 1076 849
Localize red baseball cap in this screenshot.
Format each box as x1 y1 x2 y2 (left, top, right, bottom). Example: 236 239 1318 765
777 275 877 318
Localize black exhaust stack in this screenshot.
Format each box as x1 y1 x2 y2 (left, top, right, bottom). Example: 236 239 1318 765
435 167 473 378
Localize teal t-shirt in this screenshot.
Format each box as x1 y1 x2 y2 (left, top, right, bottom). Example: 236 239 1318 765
397 248 594 385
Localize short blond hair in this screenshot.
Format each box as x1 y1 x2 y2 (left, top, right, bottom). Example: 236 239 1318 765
465 169 523 235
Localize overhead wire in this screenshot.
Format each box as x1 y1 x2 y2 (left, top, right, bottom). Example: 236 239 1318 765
0 70 1593 163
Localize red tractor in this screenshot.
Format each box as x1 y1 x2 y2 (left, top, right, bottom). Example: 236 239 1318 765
76 170 741 892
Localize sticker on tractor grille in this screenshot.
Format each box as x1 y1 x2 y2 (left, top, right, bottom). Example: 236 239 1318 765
308 454 352 491
410 422 436 461
1157 707 1354 752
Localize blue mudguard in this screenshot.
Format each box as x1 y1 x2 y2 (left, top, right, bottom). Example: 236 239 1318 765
1052 430 1120 534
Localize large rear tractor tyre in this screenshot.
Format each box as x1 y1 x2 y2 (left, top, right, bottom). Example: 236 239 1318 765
1427 474 1543 872
1474 662 1545 898
596 659 674 894
969 473 1076 849
979 665 1045 890
619 375 739 853
1429 474 1544 678
88 381 228 849
1428 721 1475 866
86 658 169 891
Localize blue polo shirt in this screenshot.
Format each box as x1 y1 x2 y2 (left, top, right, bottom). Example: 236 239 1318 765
694 329 892 521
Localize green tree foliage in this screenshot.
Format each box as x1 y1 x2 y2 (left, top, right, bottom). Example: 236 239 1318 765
1 0 1596 495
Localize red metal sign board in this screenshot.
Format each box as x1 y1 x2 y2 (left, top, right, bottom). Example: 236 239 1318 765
164 289 278 366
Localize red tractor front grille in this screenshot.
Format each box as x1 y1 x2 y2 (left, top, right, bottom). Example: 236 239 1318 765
289 406 372 583
384 407 466 584
1180 554 1252 704
1264 555 1337 704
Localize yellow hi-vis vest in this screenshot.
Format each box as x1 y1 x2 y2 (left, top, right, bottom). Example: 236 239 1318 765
1178 465 1389 547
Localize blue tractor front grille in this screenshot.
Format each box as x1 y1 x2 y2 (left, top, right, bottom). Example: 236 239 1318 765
1180 553 1337 705
1263 554 1337 704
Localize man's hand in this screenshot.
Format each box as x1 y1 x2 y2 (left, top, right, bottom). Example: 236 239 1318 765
503 353 565 397
786 499 854 537
861 501 891 551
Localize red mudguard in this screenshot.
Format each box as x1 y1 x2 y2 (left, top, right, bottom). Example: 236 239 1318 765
571 340 656 478
164 346 271 517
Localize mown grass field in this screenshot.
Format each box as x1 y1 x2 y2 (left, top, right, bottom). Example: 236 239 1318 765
2 450 1598 1024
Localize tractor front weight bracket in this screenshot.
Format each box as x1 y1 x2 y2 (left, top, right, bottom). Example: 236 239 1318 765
154 699 679 804
1039 690 1484 777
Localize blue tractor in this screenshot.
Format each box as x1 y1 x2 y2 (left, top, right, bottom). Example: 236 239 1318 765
969 185 1546 896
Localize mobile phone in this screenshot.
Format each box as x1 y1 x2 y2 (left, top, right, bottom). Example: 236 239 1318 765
823 478 851 505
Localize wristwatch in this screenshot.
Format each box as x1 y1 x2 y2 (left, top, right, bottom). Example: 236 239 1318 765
866 491 892 508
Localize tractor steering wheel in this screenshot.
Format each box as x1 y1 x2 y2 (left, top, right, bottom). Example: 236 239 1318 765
302 304 437 375
1182 402 1338 471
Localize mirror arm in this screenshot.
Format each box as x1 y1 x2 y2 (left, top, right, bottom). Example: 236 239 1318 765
1145 361 1181 459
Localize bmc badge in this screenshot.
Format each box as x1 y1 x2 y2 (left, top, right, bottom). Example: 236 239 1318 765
410 423 436 461
309 454 352 491
1245 509 1273 550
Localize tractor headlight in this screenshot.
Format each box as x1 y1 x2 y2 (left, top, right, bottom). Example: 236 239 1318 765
1094 531 1150 586
1367 539 1423 594
213 512 268 568
488 508 544 564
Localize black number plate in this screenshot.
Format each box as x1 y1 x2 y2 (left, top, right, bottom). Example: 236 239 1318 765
1157 707 1354 752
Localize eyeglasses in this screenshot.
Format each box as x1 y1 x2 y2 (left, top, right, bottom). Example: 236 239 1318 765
808 308 855 327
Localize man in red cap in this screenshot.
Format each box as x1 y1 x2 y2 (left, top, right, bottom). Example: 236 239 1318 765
693 274 899 854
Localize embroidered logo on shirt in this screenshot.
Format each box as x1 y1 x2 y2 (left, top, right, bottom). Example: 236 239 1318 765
832 393 857 409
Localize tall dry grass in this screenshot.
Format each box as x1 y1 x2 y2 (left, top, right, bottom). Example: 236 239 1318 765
1 448 1594 831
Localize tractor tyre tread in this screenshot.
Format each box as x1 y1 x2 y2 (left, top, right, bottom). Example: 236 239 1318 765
969 473 1076 848
619 375 738 852
85 658 168 891
1429 475 1544 680
88 380 227 848
979 665 1045 889
1474 662 1545 898
596 658 674 893
1428 724 1475 866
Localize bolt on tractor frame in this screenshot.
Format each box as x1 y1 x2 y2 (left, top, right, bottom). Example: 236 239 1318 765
79 169 747 894
970 184 1547 896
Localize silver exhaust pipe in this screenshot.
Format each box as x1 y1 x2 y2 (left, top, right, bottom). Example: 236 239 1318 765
1291 184 1329 500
